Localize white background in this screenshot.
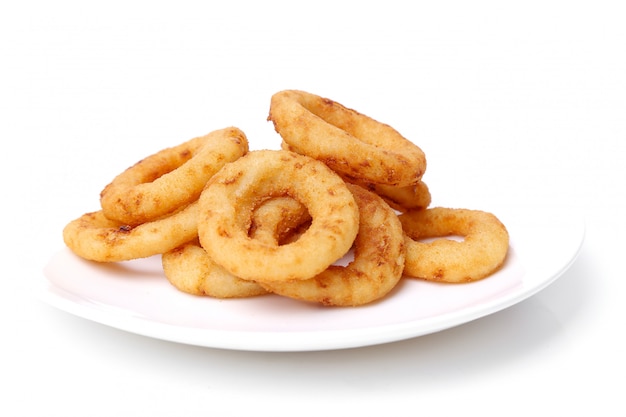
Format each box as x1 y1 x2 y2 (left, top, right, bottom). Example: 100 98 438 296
1 1 625 415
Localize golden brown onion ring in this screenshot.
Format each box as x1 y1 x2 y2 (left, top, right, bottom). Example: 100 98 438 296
268 90 426 187
100 127 248 226
258 184 406 306
162 239 269 298
399 207 509 283
197 149 359 283
281 140 431 212
62 202 200 262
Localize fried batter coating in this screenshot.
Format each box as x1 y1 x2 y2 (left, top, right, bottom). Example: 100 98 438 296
63 202 200 262
258 184 406 306
400 207 509 282
269 90 426 187
100 127 248 225
197 150 360 283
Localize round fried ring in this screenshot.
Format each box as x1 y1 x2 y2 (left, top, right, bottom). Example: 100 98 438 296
63 201 200 262
268 90 426 187
399 207 509 283
281 139 431 212
161 197 310 298
197 149 360 283
162 239 269 298
258 184 406 307
100 126 248 225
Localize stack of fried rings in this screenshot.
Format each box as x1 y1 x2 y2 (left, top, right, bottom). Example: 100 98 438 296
163 151 406 306
63 127 249 262
256 182 406 306
162 197 311 298
197 150 360 284
269 90 508 285
62 89 510 307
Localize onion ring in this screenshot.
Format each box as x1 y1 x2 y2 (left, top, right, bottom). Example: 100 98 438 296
62 202 200 262
100 127 248 225
258 184 406 307
281 139 431 212
197 149 360 283
268 90 426 187
399 207 509 283
162 239 269 298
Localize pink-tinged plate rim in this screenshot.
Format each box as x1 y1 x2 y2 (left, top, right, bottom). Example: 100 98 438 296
38 205 584 352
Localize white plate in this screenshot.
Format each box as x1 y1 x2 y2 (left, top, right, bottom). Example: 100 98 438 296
40 206 584 352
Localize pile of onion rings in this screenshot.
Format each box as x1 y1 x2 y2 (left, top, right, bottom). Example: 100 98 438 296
63 127 249 262
62 90 509 307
